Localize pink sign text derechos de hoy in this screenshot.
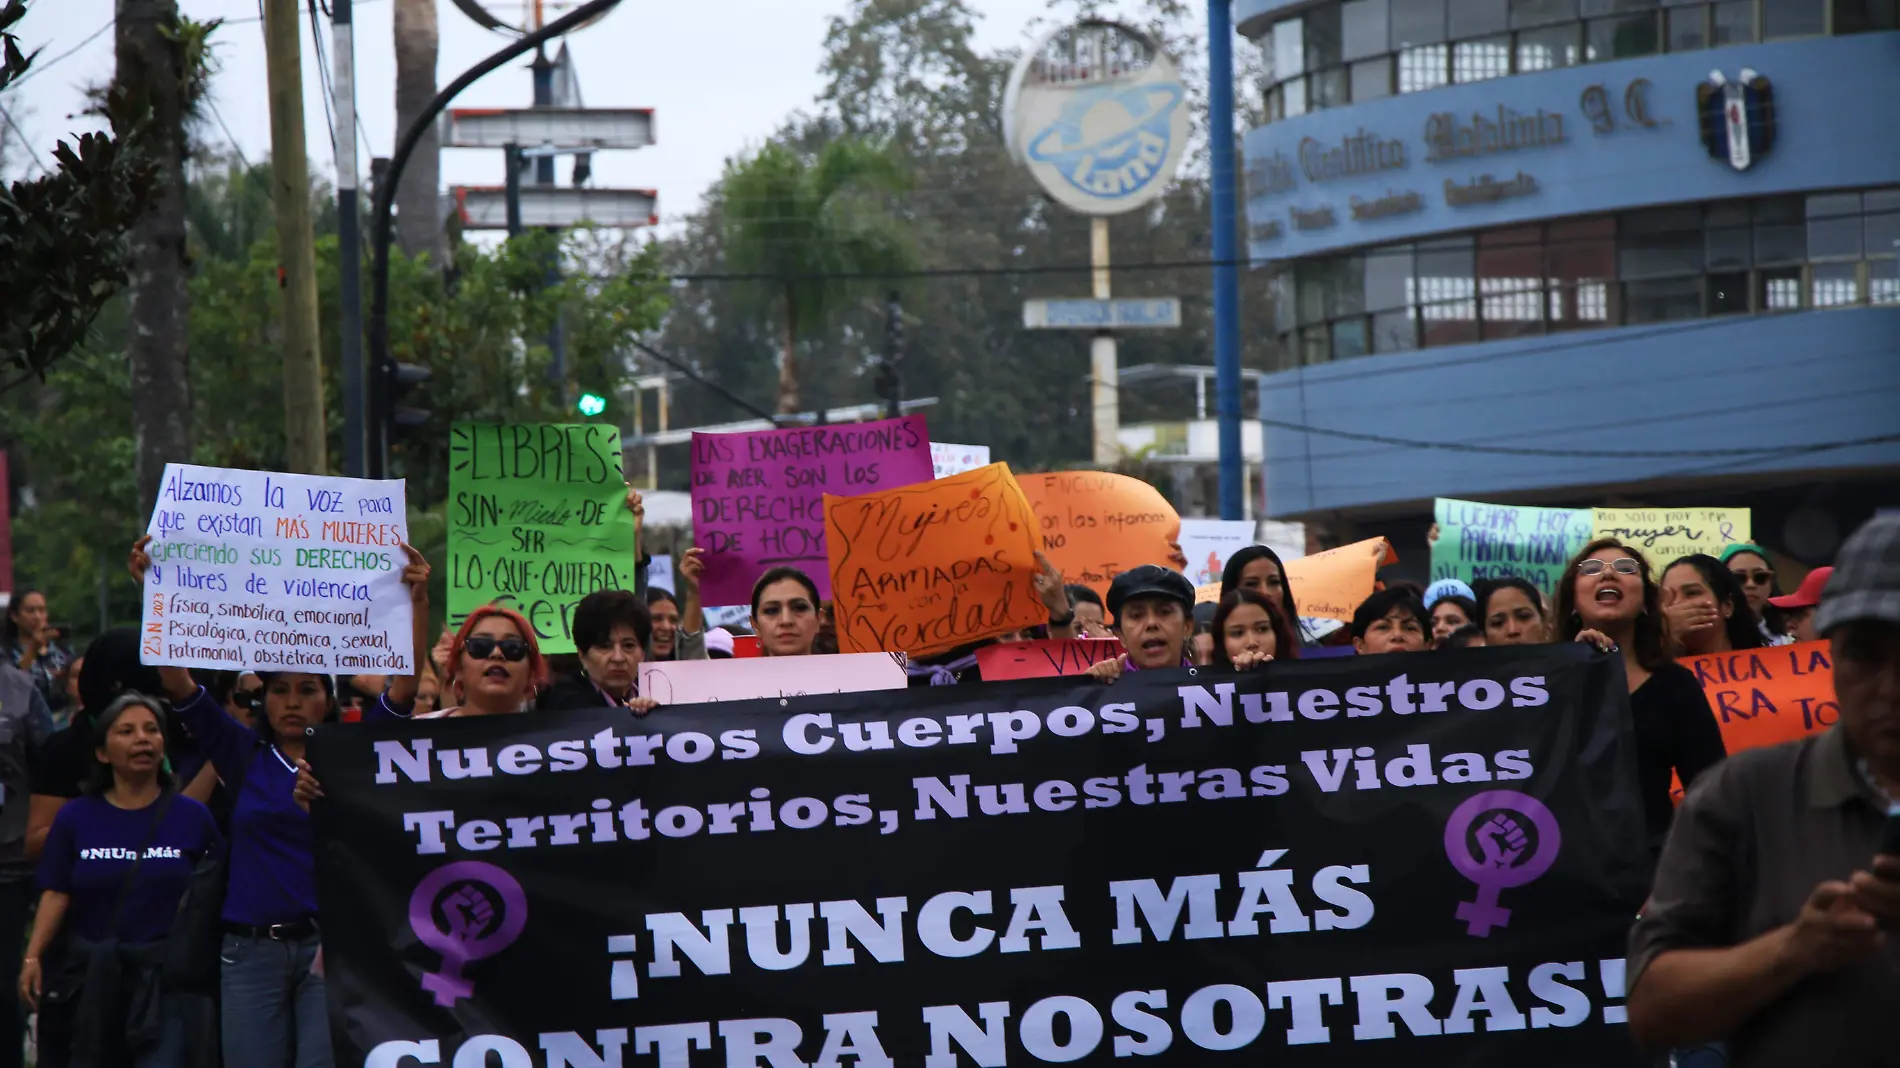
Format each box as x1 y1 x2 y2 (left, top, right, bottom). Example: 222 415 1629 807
689 416 934 606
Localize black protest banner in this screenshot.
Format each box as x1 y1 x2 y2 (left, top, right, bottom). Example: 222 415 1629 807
312 645 1650 1068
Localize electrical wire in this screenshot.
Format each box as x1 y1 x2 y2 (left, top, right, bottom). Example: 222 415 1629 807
205 97 254 170
306 0 339 168
4 19 112 89
0 101 46 175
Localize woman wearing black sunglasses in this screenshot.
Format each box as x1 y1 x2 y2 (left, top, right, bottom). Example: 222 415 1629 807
1556 539 1726 856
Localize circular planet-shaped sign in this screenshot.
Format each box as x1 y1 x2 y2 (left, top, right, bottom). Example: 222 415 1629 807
1002 20 1191 216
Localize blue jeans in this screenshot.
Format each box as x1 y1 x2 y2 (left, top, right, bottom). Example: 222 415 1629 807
218 931 330 1068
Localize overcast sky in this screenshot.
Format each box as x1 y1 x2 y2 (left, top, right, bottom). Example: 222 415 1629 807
5 0 1089 231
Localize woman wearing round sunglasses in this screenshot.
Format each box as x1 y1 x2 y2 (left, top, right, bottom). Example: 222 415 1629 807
1556 539 1725 856
414 606 550 719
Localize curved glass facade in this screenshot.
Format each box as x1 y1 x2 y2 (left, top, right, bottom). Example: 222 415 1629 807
1250 0 1894 119
1272 188 1900 362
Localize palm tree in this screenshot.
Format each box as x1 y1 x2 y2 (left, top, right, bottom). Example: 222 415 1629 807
720 139 912 414
392 0 443 266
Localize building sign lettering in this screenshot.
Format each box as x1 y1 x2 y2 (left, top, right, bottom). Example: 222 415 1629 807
1288 205 1337 230
1444 171 1540 206
1250 219 1284 241
1349 190 1424 220
1297 130 1408 183
1581 78 1663 135
1423 106 1567 163
1246 152 1297 198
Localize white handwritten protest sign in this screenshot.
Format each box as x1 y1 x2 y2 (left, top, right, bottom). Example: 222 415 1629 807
138 463 413 673
638 652 905 704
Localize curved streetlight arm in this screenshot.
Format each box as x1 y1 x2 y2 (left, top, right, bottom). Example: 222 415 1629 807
366 0 626 477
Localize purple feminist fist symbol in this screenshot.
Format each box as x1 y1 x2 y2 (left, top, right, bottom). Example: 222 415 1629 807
1443 790 1561 938
407 861 528 1007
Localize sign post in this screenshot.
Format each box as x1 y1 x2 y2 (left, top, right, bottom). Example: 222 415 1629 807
1002 21 1190 465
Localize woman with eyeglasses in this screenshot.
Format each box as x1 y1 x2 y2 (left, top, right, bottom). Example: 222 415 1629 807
128 535 430 1068
1557 539 1726 853
1659 554 1768 657
1719 544 1792 644
1476 578 1555 647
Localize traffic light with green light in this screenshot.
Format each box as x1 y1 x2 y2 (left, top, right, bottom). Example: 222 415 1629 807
577 392 607 417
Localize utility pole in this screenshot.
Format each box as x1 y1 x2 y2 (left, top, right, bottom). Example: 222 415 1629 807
335 0 366 477
1208 0 1246 520
263 0 328 473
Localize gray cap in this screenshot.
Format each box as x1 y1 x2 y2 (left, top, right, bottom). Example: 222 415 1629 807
1106 565 1196 621
1814 513 1900 637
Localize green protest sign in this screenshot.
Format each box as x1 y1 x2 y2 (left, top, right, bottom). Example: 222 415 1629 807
447 422 635 654
1431 497 1594 600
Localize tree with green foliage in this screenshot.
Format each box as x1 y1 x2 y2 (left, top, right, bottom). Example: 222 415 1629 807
0 0 158 394
720 138 913 414
1 153 669 642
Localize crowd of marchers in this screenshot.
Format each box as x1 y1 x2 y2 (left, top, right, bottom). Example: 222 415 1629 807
0 488 1895 1068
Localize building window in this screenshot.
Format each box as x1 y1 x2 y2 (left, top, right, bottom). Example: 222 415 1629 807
1621 207 1704 279
1811 262 1861 307
1667 5 1709 48
1453 0 1511 35
1454 36 1513 80
1708 272 1750 313
1517 22 1582 67
1862 188 1900 255
1311 67 1350 108
1284 76 1309 117
1809 193 1864 260
1755 198 1807 265
1587 12 1662 57
1759 267 1803 309
1761 0 1825 37
1391 0 1449 44
1343 0 1391 58
1625 277 1703 323
1706 202 1753 270
1713 0 1758 41
1333 319 1371 359
1399 43 1450 90
1352 56 1394 98
1836 0 1900 32
1870 259 1900 304
1511 0 1577 25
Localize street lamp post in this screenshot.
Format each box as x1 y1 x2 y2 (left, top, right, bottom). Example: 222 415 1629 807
365 0 627 478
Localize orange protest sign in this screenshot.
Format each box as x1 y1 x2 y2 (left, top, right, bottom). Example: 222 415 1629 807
824 462 1047 659
1020 471 1185 598
1671 640 1837 802
1280 537 1393 621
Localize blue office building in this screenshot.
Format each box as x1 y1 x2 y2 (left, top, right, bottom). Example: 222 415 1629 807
1239 0 1900 564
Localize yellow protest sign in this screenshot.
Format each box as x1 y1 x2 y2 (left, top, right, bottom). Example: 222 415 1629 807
1020 471 1185 598
824 463 1047 658
1590 508 1751 570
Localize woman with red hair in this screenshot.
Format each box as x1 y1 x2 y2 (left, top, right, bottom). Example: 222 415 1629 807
421 605 549 719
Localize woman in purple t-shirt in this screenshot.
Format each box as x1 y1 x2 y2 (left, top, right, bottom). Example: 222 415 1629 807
19 693 221 1068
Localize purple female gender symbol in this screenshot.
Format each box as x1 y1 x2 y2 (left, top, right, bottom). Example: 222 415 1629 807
1442 790 1561 938
407 860 528 1006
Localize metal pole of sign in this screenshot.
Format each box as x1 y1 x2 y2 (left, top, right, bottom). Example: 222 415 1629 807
1209 0 1246 521
334 0 366 478
1090 216 1119 466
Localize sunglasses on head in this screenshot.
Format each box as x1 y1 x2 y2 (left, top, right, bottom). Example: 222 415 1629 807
1578 558 1640 577
1730 569 1775 586
464 636 530 662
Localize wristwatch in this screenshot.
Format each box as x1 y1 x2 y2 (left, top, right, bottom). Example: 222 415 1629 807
1047 611 1076 627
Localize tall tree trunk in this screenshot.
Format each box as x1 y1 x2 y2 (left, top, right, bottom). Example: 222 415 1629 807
777 287 800 414
393 0 443 266
116 0 191 515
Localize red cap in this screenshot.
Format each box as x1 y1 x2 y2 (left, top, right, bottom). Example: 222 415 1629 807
1768 566 1832 610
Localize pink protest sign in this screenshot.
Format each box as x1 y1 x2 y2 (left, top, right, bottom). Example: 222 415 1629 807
690 416 934 606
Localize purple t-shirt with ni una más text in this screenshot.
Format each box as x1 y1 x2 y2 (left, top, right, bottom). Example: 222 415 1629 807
37 793 222 943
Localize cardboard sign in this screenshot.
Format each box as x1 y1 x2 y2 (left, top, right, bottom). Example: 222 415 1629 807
638 652 906 705
446 423 635 655
1281 537 1393 621
1591 507 1751 570
930 442 991 479
975 638 1125 680
1432 498 1594 599
1021 471 1184 598
138 463 412 672
690 416 934 607
1672 640 1836 801
824 463 1045 659
1178 519 1259 587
